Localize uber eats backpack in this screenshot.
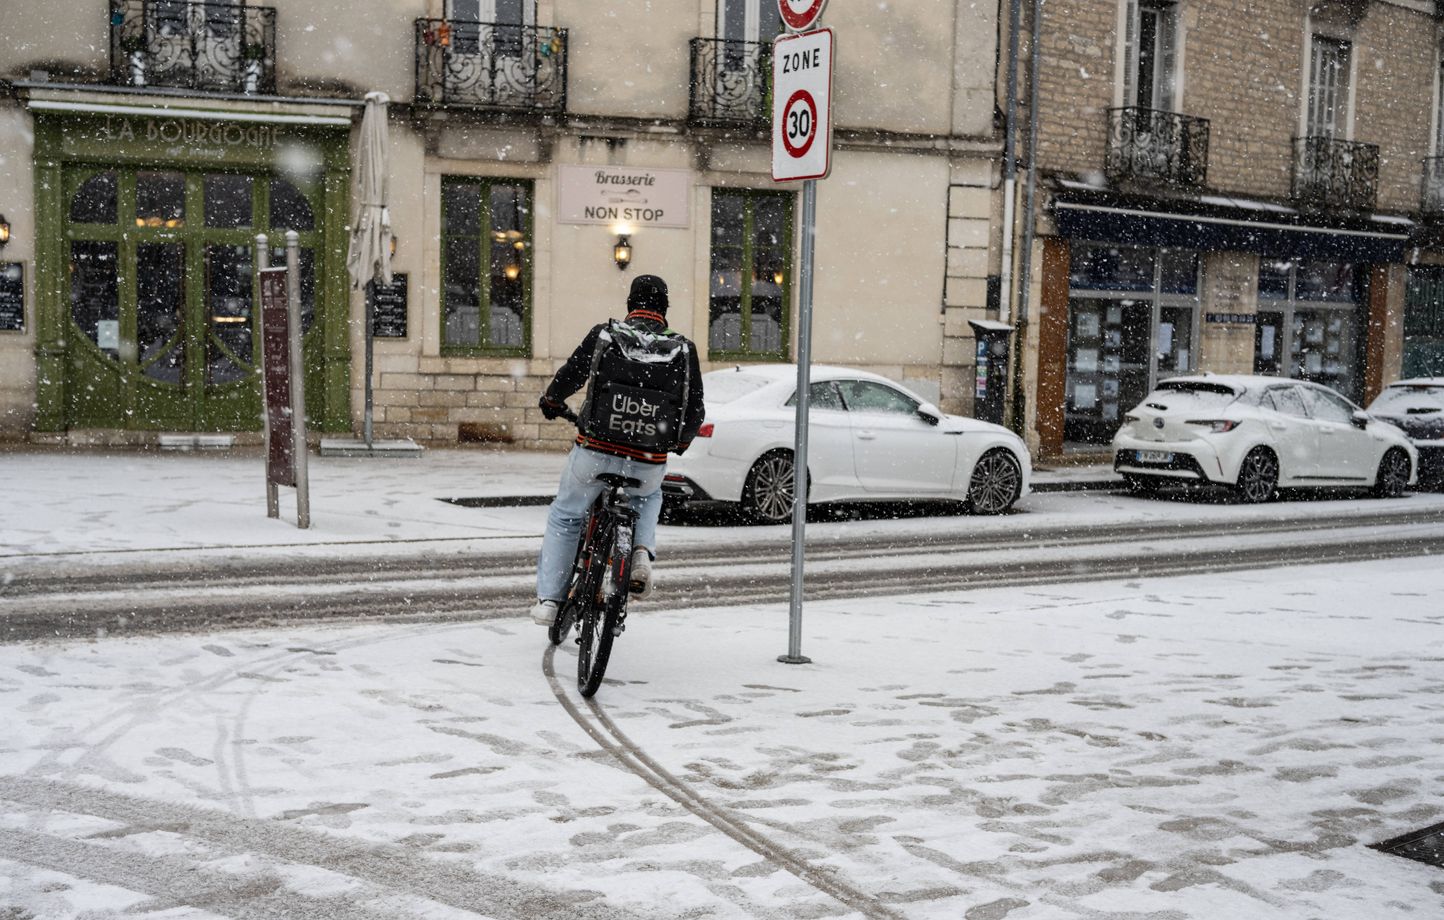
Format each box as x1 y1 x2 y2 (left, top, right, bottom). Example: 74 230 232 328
578 319 691 453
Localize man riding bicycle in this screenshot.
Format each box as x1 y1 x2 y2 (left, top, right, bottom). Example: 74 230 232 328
531 274 705 627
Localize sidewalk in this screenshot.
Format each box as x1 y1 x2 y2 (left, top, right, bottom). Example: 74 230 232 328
0 445 1122 563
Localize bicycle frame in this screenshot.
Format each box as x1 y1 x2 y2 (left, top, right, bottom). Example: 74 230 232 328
549 473 640 698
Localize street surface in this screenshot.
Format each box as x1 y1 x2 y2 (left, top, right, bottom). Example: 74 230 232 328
3 448 1443 917
3 557 1443 919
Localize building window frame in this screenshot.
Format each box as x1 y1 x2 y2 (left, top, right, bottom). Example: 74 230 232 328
707 187 794 362
439 175 533 357
1117 0 1181 112
1303 32 1354 141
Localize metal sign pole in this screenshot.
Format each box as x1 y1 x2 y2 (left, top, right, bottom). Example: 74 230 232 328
285 230 311 529
364 292 375 447
255 233 277 519
780 177 817 666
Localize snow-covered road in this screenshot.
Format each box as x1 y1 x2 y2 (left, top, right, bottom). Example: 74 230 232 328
3 556 1442 919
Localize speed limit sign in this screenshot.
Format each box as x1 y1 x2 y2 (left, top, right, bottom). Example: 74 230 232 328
778 0 829 32
771 28 833 182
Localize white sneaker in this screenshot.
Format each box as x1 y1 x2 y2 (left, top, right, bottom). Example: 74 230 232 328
628 548 653 598
530 599 559 626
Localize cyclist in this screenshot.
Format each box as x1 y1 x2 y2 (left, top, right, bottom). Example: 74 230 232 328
531 274 705 627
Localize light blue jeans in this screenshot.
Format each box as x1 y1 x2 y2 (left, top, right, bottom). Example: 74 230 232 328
535 446 666 602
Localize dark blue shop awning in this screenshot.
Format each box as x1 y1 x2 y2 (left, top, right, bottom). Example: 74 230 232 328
1051 184 1412 263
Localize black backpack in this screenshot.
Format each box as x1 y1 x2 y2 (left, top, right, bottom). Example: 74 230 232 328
578 320 691 453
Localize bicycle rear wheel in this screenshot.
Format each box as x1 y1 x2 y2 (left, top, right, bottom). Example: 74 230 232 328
577 541 628 698
548 533 590 647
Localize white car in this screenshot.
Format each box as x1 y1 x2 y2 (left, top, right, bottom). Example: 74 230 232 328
1112 374 1417 502
1366 377 1444 489
664 364 1032 523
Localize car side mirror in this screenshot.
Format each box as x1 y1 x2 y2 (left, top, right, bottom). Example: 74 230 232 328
916 402 941 426
1351 410 1370 430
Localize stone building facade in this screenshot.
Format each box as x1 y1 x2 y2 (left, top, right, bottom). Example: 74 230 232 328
1011 0 1444 459
0 0 1005 449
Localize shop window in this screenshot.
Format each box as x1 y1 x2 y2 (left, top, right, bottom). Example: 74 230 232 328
136 171 186 228
69 241 120 360
709 188 792 359
205 174 253 229
137 242 186 384
1064 243 1200 446
269 178 316 232
69 172 118 225
1402 267 1444 377
441 176 532 354
1068 243 1156 292
1253 260 1365 401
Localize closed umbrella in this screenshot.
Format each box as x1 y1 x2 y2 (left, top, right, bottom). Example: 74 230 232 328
345 91 392 446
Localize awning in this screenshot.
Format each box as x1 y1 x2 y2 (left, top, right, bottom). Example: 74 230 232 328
1050 182 1412 263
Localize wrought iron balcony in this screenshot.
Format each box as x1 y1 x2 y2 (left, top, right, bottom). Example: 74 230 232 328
1422 157 1444 218
1104 107 1210 188
689 38 771 128
414 19 567 114
1292 136 1379 211
109 0 276 95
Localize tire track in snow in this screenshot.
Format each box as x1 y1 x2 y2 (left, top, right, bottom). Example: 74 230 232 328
0 776 654 920
543 644 906 920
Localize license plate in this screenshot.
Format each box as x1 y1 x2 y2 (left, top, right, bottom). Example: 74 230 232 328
1136 450 1174 464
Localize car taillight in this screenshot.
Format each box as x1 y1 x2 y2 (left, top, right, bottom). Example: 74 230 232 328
1186 419 1239 433
697 422 714 438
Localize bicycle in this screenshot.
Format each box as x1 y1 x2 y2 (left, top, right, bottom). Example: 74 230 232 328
546 407 640 698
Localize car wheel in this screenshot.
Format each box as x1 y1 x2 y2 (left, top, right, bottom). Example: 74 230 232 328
1234 447 1278 504
1371 447 1411 498
1123 474 1162 495
967 448 1022 515
742 450 799 525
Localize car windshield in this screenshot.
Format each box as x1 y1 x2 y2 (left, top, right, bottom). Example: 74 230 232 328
1369 384 1444 414
1144 381 1239 411
703 372 773 405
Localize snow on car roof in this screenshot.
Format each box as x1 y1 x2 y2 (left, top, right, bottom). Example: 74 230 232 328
705 364 895 385
1385 377 1444 388
1159 374 1349 394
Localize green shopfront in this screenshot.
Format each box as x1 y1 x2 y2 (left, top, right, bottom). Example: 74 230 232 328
31 107 351 434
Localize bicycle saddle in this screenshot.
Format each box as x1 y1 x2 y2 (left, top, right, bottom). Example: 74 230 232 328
595 473 642 490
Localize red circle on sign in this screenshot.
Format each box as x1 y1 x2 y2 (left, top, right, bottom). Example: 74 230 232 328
781 89 818 158
779 0 828 31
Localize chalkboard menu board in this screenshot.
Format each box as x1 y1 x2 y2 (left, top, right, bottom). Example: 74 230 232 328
0 263 23 333
367 273 408 338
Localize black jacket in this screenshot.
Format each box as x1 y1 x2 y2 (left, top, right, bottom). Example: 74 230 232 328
544 310 706 463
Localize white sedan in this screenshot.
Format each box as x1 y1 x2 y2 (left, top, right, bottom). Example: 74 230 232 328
664 365 1032 522
1112 374 1417 502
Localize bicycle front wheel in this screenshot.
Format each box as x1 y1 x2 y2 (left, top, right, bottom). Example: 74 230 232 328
577 544 628 698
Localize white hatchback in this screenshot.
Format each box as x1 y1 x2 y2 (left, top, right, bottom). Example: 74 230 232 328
664 365 1032 522
1112 375 1417 502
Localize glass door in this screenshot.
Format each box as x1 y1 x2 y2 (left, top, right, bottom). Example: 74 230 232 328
63 165 320 430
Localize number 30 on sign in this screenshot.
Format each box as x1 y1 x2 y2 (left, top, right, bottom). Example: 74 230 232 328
771 28 833 182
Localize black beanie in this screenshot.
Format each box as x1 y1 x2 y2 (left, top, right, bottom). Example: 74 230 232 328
627 274 669 314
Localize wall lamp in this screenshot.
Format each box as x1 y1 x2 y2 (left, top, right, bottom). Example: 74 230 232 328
613 234 631 271
0 214 9 247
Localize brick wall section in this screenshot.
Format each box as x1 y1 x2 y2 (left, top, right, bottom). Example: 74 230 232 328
1353 5 1436 213
372 367 570 450
1179 0 1301 199
1034 0 1118 180
1036 0 1439 211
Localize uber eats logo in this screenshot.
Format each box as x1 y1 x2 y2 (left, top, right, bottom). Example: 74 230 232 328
608 391 669 439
